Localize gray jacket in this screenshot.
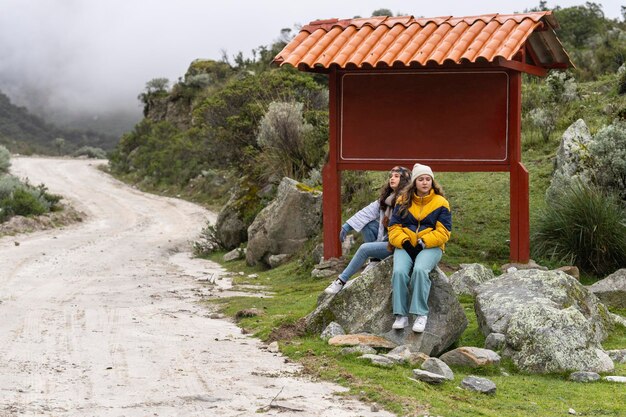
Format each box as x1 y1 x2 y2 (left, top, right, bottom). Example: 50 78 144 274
345 200 387 242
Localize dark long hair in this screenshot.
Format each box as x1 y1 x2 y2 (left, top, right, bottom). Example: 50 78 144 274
396 178 445 218
377 166 411 210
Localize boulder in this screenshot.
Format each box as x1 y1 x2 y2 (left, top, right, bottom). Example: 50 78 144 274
546 118 594 199
215 190 249 250
475 269 614 374
246 177 322 266
589 268 626 309
306 257 467 356
506 304 614 373
449 263 495 296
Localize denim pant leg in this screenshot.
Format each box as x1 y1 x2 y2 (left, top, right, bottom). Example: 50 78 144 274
391 249 414 316
338 241 392 282
408 248 443 316
361 220 379 243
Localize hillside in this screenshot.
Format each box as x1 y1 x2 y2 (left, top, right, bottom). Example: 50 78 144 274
0 90 118 154
109 4 626 275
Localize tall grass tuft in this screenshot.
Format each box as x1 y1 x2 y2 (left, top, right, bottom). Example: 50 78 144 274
531 181 626 276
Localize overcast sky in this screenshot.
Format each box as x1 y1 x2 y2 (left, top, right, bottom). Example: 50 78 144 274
0 0 623 120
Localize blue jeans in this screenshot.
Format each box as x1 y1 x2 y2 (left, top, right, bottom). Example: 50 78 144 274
338 241 392 282
392 247 443 316
361 220 379 243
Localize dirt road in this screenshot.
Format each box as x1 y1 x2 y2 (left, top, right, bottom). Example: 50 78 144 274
0 157 393 417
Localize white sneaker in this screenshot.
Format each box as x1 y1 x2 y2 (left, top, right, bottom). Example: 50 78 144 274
412 315 428 333
324 278 345 295
361 260 380 275
392 315 409 329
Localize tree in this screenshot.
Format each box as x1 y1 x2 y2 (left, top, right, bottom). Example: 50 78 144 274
372 8 393 17
137 78 170 117
53 137 65 155
553 3 606 48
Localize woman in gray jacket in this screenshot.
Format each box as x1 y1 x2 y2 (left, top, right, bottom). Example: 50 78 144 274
325 166 411 294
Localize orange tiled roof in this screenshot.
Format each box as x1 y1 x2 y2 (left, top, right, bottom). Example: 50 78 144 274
273 12 573 71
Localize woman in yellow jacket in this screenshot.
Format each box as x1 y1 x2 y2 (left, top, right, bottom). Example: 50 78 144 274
387 163 451 333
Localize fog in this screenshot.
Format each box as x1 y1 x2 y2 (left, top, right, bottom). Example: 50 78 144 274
0 0 623 134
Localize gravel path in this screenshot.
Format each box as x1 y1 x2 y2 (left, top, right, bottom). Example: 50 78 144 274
0 157 394 417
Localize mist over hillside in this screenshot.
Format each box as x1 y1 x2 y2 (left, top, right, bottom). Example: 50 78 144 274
0 90 121 154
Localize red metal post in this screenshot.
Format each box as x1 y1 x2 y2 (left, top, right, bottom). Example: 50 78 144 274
323 69 342 259
516 162 530 262
508 70 530 262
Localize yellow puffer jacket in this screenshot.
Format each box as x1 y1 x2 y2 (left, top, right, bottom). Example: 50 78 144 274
388 189 452 251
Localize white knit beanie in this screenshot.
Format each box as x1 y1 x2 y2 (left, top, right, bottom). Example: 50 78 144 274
411 163 434 182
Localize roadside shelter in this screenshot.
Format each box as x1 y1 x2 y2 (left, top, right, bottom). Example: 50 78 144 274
272 11 573 262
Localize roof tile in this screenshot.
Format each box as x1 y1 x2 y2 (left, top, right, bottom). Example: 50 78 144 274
274 11 573 70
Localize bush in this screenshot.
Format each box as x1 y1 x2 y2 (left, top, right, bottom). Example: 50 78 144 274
0 145 10 174
255 101 325 182
192 223 222 256
0 176 62 222
588 122 626 200
531 181 626 275
73 146 107 159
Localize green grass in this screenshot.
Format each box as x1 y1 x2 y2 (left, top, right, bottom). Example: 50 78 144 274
203 251 626 417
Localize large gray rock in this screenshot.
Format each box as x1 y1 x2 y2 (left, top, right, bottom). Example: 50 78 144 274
475 269 614 374
246 177 321 266
449 263 495 296
546 118 594 199
306 257 467 356
589 269 626 309
215 189 249 250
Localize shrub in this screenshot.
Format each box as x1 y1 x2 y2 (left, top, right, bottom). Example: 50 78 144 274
1 188 47 218
0 176 62 222
588 122 626 200
545 71 578 103
73 146 107 159
192 223 222 256
531 181 626 275
256 101 320 181
527 107 557 142
0 145 10 174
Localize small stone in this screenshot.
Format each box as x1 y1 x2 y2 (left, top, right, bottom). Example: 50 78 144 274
14 241 19 246
412 369 448 384
359 354 394 367
370 403 380 412
568 408 577 415
460 376 496 394
569 371 600 382
484 333 506 351
421 358 454 380
328 334 396 349
341 345 377 355
604 376 626 383
267 341 279 353
321 322 345 340
247 273 258 279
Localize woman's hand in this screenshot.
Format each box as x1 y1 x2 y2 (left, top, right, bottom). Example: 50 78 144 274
401 240 422 261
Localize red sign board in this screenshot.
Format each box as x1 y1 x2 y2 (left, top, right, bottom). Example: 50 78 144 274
340 71 509 163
